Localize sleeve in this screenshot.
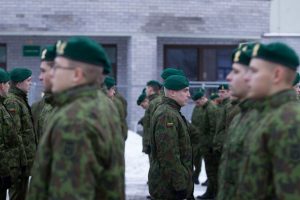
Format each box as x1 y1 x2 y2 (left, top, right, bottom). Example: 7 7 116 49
154 113 188 191
4 99 21 132
270 124 300 199
142 107 151 153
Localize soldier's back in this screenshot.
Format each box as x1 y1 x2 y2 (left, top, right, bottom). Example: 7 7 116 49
28 85 124 200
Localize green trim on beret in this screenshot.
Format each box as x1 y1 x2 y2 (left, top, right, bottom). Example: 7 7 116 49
147 80 162 89
192 91 204 101
104 76 116 89
41 45 56 62
252 42 299 70
293 73 300 86
164 75 189 91
0 68 10 83
210 93 219 100
10 68 32 82
137 93 147 105
218 84 229 90
161 68 185 80
56 37 112 74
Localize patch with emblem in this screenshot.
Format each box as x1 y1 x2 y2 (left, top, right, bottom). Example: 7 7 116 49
8 108 16 113
290 144 300 162
63 141 76 157
234 50 241 62
252 44 260 57
41 49 47 60
56 41 67 55
166 122 174 128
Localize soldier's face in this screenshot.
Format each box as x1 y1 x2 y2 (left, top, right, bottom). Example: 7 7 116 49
194 99 201 106
16 77 32 94
199 96 208 106
172 87 190 106
0 82 9 96
52 57 76 93
294 85 300 95
226 63 249 99
107 87 116 98
39 62 53 92
141 99 149 109
245 58 273 99
218 89 230 100
146 86 154 97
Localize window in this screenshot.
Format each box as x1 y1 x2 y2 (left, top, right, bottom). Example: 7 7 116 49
0 44 6 69
102 45 117 80
164 45 235 81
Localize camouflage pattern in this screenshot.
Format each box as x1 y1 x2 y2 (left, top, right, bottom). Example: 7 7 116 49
142 93 161 154
0 95 26 193
27 85 125 200
148 96 193 199
236 89 300 199
114 92 128 140
225 99 240 131
217 99 258 200
113 97 127 140
31 92 54 144
213 98 234 153
4 86 37 173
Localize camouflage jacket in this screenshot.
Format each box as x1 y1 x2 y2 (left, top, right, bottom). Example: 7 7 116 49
213 98 234 153
218 99 258 200
4 86 37 172
27 84 125 200
236 89 300 200
114 92 128 140
0 95 26 183
192 101 217 155
142 93 161 154
31 93 54 144
148 97 193 199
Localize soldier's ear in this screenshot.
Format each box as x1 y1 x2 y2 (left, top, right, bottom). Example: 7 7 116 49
73 67 85 84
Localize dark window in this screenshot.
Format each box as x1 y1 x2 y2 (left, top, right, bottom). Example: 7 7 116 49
164 45 235 81
103 45 117 80
0 44 6 69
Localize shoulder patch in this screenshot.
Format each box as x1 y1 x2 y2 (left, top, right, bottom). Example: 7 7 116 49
166 122 174 128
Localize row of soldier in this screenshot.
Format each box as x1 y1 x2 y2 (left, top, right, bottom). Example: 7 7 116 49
137 42 300 199
0 36 128 200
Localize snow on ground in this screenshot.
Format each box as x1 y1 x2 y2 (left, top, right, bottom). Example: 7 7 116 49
125 130 207 199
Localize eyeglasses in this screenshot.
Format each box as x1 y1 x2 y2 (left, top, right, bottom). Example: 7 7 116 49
53 64 75 71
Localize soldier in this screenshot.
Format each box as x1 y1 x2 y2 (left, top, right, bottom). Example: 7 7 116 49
235 42 300 199
143 68 185 155
217 45 256 200
192 91 218 200
31 45 56 143
104 76 127 140
27 37 124 200
137 92 149 136
4 67 36 200
142 80 162 154
0 69 26 200
149 75 193 199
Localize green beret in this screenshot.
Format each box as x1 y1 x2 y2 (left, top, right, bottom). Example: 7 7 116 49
56 37 111 74
137 93 147 105
218 84 229 90
164 75 189 91
192 91 204 101
0 68 10 83
232 43 254 66
210 93 219 100
161 68 185 80
252 42 299 70
41 45 56 62
293 73 300 86
10 68 32 82
104 76 116 89
147 80 162 89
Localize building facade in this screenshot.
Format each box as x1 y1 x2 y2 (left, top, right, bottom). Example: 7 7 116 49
0 0 271 129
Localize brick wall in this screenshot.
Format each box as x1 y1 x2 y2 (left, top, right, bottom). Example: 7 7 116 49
0 0 271 129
